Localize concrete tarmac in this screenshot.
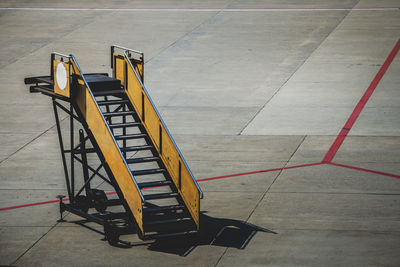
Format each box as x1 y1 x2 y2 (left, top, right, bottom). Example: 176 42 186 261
0 0 399 266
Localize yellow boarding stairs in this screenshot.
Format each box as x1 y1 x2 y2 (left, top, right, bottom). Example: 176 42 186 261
25 46 203 245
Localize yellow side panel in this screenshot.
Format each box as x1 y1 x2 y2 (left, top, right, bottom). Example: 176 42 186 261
75 81 86 118
161 134 179 183
133 59 143 81
71 61 144 233
126 67 143 119
181 167 200 224
144 97 160 150
160 131 200 225
136 63 143 79
53 60 70 98
114 54 126 88
85 94 143 232
124 57 200 229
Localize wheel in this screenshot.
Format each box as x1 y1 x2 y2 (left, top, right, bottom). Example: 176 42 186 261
74 195 90 213
91 189 108 213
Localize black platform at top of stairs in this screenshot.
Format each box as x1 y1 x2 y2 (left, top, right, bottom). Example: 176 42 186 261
84 74 121 92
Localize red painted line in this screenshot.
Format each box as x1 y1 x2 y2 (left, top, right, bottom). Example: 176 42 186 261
0 199 61 211
0 162 322 211
0 191 120 211
323 39 400 163
196 162 324 182
328 162 400 179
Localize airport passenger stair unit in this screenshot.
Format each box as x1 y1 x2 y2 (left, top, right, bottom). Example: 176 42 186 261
24 46 203 245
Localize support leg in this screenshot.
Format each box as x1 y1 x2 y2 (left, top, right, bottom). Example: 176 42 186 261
57 195 66 222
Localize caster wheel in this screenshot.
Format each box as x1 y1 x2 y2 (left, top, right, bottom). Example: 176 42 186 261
74 195 90 213
91 189 108 213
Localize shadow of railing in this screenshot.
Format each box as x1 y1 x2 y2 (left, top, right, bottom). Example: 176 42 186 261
69 212 276 254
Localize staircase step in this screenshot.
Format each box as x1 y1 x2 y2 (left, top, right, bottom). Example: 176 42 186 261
143 230 197 240
109 122 141 129
97 99 129 106
103 111 135 117
126 156 160 164
143 204 184 213
138 180 172 189
119 145 152 152
114 133 147 140
132 168 166 176
144 217 192 226
92 90 125 96
143 192 178 200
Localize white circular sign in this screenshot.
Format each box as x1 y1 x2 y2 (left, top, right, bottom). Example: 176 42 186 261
56 62 68 90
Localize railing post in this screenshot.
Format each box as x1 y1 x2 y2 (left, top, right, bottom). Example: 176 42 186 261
50 53 55 80
111 46 114 69
52 98 72 200
79 129 91 197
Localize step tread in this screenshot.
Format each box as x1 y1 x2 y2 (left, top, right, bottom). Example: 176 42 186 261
143 192 178 200
92 90 125 96
126 156 160 164
109 122 141 128
114 133 147 140
119 145 152 152
132 168 166 176
97 99 129 106
138 180 172 189
103 111 135 117
143 204 184 213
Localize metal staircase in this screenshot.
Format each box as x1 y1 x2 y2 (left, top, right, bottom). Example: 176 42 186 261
24 46 203 245
92 86 198 240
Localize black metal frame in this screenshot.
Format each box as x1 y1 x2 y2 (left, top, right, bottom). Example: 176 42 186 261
25 55 138 245
53 93 136 238
25 48 202 245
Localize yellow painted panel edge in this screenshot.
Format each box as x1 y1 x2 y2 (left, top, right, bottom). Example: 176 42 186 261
115 55 126 88
123 56 200 228
71 60 144 233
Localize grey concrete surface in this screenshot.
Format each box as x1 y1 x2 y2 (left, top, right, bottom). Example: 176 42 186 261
218 230 400 267
0 226 51 265
249 192 400 231
175 135 305 162
0 0 399 266
334 136 400 162
270 163 400 194
242 6 400 136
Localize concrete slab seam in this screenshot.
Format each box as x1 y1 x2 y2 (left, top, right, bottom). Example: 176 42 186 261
0 115 68 165
11 222 59 266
